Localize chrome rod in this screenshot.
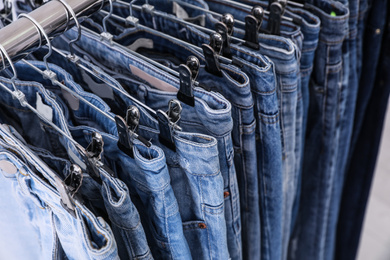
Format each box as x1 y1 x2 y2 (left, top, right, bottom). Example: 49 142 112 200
0 0 109 68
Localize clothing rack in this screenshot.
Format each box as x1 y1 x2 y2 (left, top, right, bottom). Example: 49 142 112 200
0 0 108 68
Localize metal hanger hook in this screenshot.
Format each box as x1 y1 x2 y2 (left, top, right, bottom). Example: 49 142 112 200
0 43 18 92
102 0 113 33
56 0 81 56
18 13 52 72
129 0 140 17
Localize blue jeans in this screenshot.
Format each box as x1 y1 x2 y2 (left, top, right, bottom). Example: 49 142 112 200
336 0 389 259
97 4 283 259
88 18 250 259
287 1 349 260
31 144 155 260
325 0 359 257
0 123 119 260
14 59 194 259
83 9 246 259
0 146 55 260
0 62 154 260
103 2 296 259
224 0 321 234
51 30 230 259
192 4 301 259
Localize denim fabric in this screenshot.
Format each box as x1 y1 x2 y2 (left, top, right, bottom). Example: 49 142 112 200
287 1 349 260
189 5 300 259
12 60 197 259
83 17 250 259
0 61 154 259
220 0 320 233
0 123 119 260
30 145 154 260
349 0 386 159
53 25 233 259
356 0 371 81
28 50 226 259
94 4 284 259
0 147 55 260
0 70 84 168
325 0 359 257
335 4 390 260
103 2 296 259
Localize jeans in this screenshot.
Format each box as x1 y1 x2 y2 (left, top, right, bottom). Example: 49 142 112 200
86 18 249 259
287 1 349 260
336 2 390 259
16 59 195 259
108 2 296 259
83 10 246 259
97 4 284 259
349 0 386 160
190 5 300 259
0 146 55 260
52 29 230 260
0 123 119 260
325 0 359 256
32 143 155 260
222 0 321 233
0 61 155 260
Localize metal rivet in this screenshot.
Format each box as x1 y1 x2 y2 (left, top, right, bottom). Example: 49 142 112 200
224 191 230 198
198 223 207 229
375 28 381 34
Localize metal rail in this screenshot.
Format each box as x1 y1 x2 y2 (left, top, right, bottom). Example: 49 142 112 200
0 0 108 68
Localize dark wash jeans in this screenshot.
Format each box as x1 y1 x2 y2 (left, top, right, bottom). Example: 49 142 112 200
336 3 390 260
324 0 359 256
226 0 321 235
287 1 349 260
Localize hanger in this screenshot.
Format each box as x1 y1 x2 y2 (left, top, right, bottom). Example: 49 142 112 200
114 0 260 49
100 8 227 75
55 0 184 152
53 0 158 119
83 0 190 151
0 41 87 218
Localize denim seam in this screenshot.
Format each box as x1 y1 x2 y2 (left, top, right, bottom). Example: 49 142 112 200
194 88 232 113
134 146 165 165
76 206 113 255
81 29 180 85
259 112 280 125
112 217 144 231
220 67 250 87
102 182 127 207
242 120 256 135
174 134 217 148
288 9 321 26
252 88 277 95
258 120 271 260
134 178 170 194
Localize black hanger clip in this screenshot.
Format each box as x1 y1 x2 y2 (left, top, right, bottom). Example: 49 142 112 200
177 56 200 107
157 99 183 151
116 106 151 158
57 164 83 218
267 2 283 35
244 6 264 50
215 13 234 59
202 33 223 77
